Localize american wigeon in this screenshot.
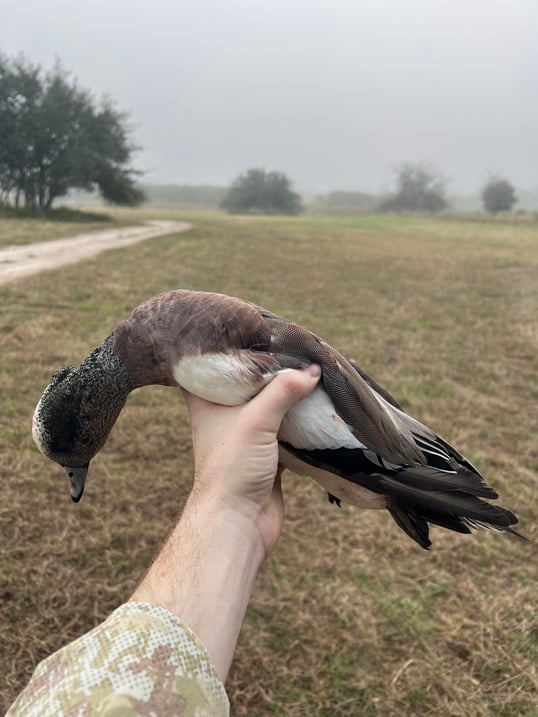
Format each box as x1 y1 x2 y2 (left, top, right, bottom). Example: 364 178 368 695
33 289 523 549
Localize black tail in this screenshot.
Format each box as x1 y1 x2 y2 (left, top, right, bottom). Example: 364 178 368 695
279 442 526 549
386 485 526 550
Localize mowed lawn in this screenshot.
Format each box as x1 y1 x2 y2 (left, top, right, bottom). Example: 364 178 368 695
0 211 536 716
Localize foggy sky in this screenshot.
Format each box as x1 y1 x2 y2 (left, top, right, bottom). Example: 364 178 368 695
2 0 537 194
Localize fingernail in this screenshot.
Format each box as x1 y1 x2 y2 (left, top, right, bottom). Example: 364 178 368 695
305 363 321 378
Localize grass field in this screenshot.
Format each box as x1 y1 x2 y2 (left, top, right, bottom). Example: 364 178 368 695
0 206 122 248
1 210 536 715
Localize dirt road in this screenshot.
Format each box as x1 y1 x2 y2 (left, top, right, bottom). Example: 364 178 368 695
0 220 191 284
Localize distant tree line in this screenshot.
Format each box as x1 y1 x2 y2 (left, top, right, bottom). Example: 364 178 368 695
140 167 522 216
0 50 521 218
0 54 144 211
315 165 518 215
140 168 521 216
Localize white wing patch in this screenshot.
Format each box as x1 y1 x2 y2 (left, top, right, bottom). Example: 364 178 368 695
173 352 273 405
278 386 365 450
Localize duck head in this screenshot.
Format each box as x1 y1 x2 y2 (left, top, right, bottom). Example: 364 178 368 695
33 363 127 502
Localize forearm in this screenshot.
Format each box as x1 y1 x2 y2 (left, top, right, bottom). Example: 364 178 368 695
130 488 265 682
131 368 319 682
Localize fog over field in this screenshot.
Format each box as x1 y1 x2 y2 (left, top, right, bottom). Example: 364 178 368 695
2 0 537 195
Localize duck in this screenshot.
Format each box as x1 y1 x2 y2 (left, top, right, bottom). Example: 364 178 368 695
32 289 523 549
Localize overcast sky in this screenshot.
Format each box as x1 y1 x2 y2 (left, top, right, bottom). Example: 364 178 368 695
2 0 537 194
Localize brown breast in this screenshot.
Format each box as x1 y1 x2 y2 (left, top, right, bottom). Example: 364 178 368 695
112 290 272 387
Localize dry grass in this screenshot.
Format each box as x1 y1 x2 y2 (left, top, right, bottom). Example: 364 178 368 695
0 206 132 248
1 210 536 715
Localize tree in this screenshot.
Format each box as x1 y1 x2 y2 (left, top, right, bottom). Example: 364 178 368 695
0 56 42 206
0 54 144 210
220 168 302 215
481 176 517 213
379 162 448 213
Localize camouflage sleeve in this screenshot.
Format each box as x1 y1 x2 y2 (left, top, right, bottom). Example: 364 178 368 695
7 601 230 716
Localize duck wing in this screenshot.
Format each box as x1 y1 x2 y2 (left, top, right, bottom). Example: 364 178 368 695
254 308 523 548
257 309 423 465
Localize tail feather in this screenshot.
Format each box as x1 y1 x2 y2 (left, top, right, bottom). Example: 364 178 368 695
388 503 432 549
279 443 525 548
385 482 522 549
396 464 498 499
460 517 528 541
379 474 516 522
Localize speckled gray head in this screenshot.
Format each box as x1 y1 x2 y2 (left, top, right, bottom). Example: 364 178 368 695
32 367 90 501
32 357 128 501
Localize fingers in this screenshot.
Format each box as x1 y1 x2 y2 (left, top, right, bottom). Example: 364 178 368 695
245 365 321 434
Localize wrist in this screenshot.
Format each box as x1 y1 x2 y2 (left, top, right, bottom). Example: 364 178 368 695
189 483 269 567
131 487 266 680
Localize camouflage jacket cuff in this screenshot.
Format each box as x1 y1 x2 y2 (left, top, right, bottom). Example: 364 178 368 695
7 601 229 716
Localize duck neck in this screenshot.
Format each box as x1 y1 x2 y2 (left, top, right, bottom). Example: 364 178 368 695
81 332 135 400
110 319 179 389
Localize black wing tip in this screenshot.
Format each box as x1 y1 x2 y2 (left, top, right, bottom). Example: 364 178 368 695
389 498 526 549
505 526 530 542
467 518 529 542
397 464 501 500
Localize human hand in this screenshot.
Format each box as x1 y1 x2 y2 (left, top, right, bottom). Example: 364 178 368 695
183 365 320 562
131 366 320 680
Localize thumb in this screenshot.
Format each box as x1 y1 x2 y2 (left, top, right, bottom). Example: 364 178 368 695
245 365 321 434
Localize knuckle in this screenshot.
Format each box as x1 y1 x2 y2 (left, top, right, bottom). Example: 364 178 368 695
278 369 301 394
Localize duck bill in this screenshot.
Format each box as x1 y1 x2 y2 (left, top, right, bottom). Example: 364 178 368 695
64 465 88 503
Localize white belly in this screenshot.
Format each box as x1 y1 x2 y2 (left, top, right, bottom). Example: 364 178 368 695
173 358 388 510
173 352 272 405
279 386 365 450
279 446 387 510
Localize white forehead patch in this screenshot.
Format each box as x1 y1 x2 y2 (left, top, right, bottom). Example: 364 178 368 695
32 397 48 455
